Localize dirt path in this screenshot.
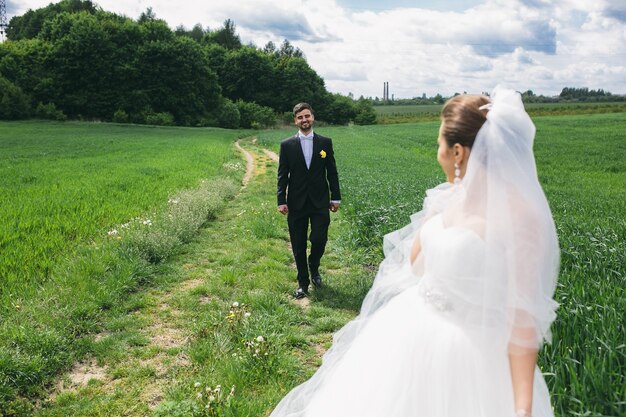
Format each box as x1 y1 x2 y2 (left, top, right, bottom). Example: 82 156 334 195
235 139 256 186
44 138 296 414
263 148 279 162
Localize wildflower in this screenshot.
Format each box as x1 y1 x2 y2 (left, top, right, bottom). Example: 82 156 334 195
142 219 152 226
107 229 118 236
232 301 239 308
256 336 264 343
244 312 251 318
194 382 201 388
209 395 215 401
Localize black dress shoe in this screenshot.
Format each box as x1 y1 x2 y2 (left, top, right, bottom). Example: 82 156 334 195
311 274 322 288
294 287 309 299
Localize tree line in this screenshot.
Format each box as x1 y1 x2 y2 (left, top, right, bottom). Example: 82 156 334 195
373 87 625 107
0 0 377 127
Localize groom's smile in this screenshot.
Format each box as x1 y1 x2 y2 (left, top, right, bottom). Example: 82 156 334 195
295 109 314 133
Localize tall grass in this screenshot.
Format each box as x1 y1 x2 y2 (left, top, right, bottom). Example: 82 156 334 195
0 121 245 414
0 121 244 299
258 112 626 416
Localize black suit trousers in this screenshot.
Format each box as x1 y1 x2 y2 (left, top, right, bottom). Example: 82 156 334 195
287 198 330 289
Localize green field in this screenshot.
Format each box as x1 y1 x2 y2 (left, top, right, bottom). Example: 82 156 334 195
375 101 626 123
0 121 245 299
0 121 247 413
259 112 626 416
0 112 624 416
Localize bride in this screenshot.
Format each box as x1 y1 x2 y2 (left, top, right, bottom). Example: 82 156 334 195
269 87 559 417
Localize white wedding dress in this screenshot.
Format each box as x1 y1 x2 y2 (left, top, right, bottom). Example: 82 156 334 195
270 88 559 417
300 214 553 417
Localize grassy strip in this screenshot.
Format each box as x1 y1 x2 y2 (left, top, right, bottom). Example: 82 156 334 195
0 175 239 416
0 121 246 299
31 142 371 417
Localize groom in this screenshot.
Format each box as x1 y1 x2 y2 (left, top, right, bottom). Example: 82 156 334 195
277 103 341 299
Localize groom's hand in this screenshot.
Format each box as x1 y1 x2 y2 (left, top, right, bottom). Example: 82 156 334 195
329 202 340 213
278 204 289 215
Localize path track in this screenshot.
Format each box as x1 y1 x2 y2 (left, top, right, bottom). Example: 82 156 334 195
44 137 306 414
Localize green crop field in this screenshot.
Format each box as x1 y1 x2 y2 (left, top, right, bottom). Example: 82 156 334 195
0 121 245 299
259 112 626 416
0 112 623 416
0 121 247 413
375 101 626 123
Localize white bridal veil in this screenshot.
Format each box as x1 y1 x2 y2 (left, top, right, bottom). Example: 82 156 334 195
271 87 559 416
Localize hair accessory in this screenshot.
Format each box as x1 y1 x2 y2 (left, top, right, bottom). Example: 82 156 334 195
479 102 493 111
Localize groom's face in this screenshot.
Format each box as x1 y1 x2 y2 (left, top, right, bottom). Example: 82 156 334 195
294 109 314 133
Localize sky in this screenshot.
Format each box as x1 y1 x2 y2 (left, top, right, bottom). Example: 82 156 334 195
6 0 626 98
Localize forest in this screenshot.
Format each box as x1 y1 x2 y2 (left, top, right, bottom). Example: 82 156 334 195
0 0 377 127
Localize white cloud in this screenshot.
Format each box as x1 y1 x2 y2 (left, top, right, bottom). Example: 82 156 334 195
5 0 626 97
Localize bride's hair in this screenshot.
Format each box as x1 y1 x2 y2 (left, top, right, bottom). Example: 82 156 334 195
440 95 490 149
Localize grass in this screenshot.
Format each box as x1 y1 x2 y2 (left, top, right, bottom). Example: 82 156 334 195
0 120 247 299
259 112 626 416
1 110 624 416
374 101 626 124
30 143 372 417
0 121 247 415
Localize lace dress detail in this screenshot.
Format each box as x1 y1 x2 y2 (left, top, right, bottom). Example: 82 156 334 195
418 284 453 312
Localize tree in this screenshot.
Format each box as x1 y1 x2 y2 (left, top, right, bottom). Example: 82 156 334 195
217 98 240 128
220 46 276 108
205 19 241 50
274 56 327 113
0 38 54 104
354 98 377 125
136 36 221 125
175 23 205 42
318 93 357 125
277 39 303 58
7 0 98 40
236 100 276 128
138 7 156 23
263 41 276 55
0 76 32 119
43 11 119 118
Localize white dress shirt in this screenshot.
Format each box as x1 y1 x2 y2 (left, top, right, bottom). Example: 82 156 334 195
298 130 314 169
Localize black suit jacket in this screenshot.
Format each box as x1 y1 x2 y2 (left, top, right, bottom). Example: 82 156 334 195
277 133 341 211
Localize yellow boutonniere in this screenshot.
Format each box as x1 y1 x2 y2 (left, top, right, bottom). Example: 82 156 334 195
320 150 327 158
